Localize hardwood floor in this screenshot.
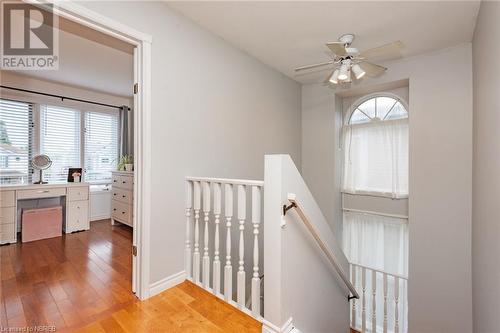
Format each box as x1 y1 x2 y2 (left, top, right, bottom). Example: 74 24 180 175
1 219 261 332
0 219 136 332
76 280 262 333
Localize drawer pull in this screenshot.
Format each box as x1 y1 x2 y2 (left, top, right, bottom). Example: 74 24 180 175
122 181 126 184
113 180 117 183
122 211 125 214
37 190 50 193
122 195 126 198
113 208 117 211
113 193 117 196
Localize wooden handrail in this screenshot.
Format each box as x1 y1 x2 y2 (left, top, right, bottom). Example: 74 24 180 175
286 193 360 300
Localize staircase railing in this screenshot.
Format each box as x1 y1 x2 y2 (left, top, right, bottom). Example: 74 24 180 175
285 193 359 300
349 263 408 333
185 176 264 319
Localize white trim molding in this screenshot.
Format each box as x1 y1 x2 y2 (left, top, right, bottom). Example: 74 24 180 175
149 271 186 297
27 0 153 301
262 317 297 333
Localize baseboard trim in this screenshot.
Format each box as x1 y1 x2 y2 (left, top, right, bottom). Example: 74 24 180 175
90 214 111 222
149 270 186 297
262 317 296 333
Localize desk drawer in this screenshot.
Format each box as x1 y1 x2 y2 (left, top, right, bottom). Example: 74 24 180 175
0 223 16 244
0 206 15 225
67 201 89 232
17 187 66 200
68 187 89 202
0 191 15 207
112 188 133 205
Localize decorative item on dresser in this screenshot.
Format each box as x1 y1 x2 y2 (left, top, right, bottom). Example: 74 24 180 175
111 171 134 228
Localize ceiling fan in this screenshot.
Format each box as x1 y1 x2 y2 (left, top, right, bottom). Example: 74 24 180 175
295 34 403 88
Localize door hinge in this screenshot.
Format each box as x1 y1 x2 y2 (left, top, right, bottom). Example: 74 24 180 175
133 83 138 94
132 245 137 256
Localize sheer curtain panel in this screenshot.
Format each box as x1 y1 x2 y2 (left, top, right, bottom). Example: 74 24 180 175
343 119 408 198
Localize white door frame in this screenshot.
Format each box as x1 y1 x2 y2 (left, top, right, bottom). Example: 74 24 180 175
29 1 153 300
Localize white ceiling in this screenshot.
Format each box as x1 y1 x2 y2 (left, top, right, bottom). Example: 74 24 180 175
167 1 481 83
12 17 134 97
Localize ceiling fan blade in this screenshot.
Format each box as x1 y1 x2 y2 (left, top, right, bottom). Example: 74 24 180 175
294 60 334 72
326 42 347 57
359 41 403 61
358 61 387 77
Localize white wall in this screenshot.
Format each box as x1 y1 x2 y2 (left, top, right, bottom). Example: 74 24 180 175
472 2 500 332
0 71 132 112
301 44 473 332
75 1 302 286
264 154 349 333
301 85 340 238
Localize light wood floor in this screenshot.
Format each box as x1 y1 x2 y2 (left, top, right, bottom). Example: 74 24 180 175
76 281 262 333
0 219 136 332
1 219 261 332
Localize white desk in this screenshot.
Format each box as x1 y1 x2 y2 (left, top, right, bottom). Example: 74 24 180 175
0 182 90 245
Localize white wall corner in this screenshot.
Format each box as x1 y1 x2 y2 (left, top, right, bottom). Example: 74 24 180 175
149 271 186 297
262 317 296 333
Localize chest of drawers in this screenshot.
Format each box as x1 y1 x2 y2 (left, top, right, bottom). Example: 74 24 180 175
111 171 134 228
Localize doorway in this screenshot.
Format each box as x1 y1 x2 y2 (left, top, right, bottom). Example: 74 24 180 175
0 1 151 330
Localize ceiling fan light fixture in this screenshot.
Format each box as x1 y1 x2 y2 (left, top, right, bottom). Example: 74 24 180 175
338 63 349 81
329 69 340 84
352 64 366 80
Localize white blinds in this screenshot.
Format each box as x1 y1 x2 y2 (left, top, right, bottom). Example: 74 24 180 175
84 111 118 183
343 119 409 198
40 105 81 182
0 99 33 185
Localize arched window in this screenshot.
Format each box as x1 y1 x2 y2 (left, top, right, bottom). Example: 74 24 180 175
343 94 408 198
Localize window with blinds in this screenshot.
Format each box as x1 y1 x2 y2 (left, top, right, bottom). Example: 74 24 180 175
84 111 118 183
40 105 81 182
0 99 33 185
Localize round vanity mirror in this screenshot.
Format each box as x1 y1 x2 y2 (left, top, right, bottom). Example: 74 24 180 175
31 154 52 184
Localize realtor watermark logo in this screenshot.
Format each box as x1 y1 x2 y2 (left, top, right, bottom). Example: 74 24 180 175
1 1 59 70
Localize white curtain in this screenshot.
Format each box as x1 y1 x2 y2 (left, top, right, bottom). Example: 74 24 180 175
344 211 408 333
343 211 408 276
343 119 408 198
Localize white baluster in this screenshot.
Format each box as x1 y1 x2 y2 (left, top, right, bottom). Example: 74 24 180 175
383 273 388 333
213 183 222 295
237 184 246 308
193 181 201 283
202 181 211 288
394 277 400 333
351 264 357 329
372 270 377 333
185 181 193 278
251 186 261 317
362 267 367 333
224 183 233 302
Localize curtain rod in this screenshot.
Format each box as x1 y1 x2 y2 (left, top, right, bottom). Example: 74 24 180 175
0 85 130 110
